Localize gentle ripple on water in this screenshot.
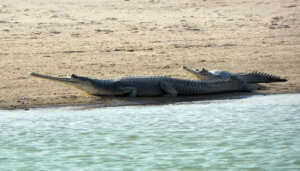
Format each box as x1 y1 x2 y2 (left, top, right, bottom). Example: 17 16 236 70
0 94 300 170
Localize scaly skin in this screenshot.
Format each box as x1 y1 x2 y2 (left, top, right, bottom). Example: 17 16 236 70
183 66 287 84
31 72 250 97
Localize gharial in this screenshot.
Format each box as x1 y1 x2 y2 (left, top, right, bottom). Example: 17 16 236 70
30 72 250 97
182 66 287 84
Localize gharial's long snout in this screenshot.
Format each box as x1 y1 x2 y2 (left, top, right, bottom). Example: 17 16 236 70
31 72 110 95
182 66 207 79
183 66 198 74
31 72 76 84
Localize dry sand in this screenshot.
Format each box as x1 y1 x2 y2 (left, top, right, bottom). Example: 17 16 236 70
0 0 299 109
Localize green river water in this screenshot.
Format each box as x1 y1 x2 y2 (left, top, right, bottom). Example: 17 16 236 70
0 94 300 170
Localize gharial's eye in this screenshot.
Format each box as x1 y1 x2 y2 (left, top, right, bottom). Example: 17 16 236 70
195 69 199 71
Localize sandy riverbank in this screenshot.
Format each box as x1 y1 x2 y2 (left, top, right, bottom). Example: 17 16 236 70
0 0 299 110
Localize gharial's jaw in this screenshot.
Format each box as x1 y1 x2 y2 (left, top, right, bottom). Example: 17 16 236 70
70 74 128 96
69 74 102 95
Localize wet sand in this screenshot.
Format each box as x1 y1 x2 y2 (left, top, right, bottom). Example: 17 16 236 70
0 0 299 109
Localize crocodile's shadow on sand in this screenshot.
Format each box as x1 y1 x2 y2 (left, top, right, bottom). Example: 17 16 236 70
75 91 262 110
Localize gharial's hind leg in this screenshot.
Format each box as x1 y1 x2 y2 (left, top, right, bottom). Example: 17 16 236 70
160 81 178 96
228 76 251 92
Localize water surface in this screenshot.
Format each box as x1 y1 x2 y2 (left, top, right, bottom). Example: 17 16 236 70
1 94 300 170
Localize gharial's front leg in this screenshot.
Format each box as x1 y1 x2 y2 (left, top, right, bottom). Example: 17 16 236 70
120 87 137 97
159 81 178 96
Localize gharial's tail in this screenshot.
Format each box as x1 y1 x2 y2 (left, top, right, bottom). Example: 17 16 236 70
31 72 76 84
239 72 287 84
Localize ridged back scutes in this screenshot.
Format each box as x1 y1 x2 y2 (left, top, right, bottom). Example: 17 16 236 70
238 71 287 83
118 76 169 81
118 76 238 86
170 77 242 88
